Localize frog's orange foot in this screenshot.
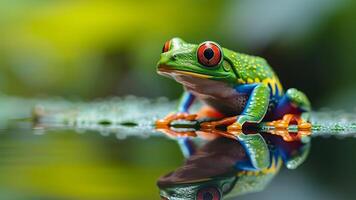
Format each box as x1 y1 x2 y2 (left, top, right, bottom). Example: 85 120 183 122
200 117 242 139
227 122 242 132
200 116 236 130
267 114 311 130
200 116 242 138
156 112 197 129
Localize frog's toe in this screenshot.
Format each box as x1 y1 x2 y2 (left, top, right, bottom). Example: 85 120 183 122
200 116 236 130
155 119 170 128
267 114 293 128
266 114 312 142
227 122 242 133
298 121 312 130
267 120 289 129
268 114 311 130
156 112 197 128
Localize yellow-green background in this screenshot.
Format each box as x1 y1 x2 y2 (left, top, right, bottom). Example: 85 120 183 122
0 0 356 199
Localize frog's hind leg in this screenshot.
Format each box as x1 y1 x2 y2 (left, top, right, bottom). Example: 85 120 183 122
197 105 225 119
268 88 311 130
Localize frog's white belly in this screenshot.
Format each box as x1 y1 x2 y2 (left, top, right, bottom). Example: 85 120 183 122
172 73 248 116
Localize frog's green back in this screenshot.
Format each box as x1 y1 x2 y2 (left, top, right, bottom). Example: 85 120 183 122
224 49 284 95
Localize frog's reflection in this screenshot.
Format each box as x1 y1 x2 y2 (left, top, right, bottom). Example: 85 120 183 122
157 130 310 200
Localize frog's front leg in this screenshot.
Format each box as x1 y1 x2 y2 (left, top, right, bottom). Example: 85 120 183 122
156 91 199 158
201 83 270 133
200 84 271 169
156 91 197 128
229 84 271 132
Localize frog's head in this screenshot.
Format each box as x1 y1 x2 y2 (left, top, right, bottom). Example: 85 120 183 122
158 174 237 200
157 38 237 83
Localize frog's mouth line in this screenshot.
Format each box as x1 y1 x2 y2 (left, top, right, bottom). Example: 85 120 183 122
157 65 213 79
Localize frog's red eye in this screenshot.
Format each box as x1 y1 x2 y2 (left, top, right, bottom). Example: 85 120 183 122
196 187 221 200
162 40 171 53
197 42 222 67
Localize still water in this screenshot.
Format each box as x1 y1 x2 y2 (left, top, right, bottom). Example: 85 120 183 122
1 122 356 200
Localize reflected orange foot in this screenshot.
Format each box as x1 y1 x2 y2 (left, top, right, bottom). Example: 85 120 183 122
156 128 197 139
269 129 311 142
266 114 311 130
156 112 197 129
200 117 242 138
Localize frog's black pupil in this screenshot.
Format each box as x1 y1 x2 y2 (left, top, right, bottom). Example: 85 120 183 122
203 192 213 200
203 48 214 60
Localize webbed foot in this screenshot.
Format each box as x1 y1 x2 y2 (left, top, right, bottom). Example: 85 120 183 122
200 116 243 137
200 116 236 129
267 114 311 130
156 112 197 128
227 122 243 132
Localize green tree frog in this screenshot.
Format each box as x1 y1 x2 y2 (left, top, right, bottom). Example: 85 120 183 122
156 37 311 134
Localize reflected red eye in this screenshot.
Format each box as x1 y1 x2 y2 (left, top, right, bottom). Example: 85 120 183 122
197 42 222 67
162 40 171 53
196 187 221 200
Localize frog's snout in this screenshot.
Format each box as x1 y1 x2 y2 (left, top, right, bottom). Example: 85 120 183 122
156 53 172 75
158 53 171 65
157 52 178 71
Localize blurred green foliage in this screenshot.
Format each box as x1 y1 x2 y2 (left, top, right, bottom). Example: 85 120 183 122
0 0 354 105
0 0 224 98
